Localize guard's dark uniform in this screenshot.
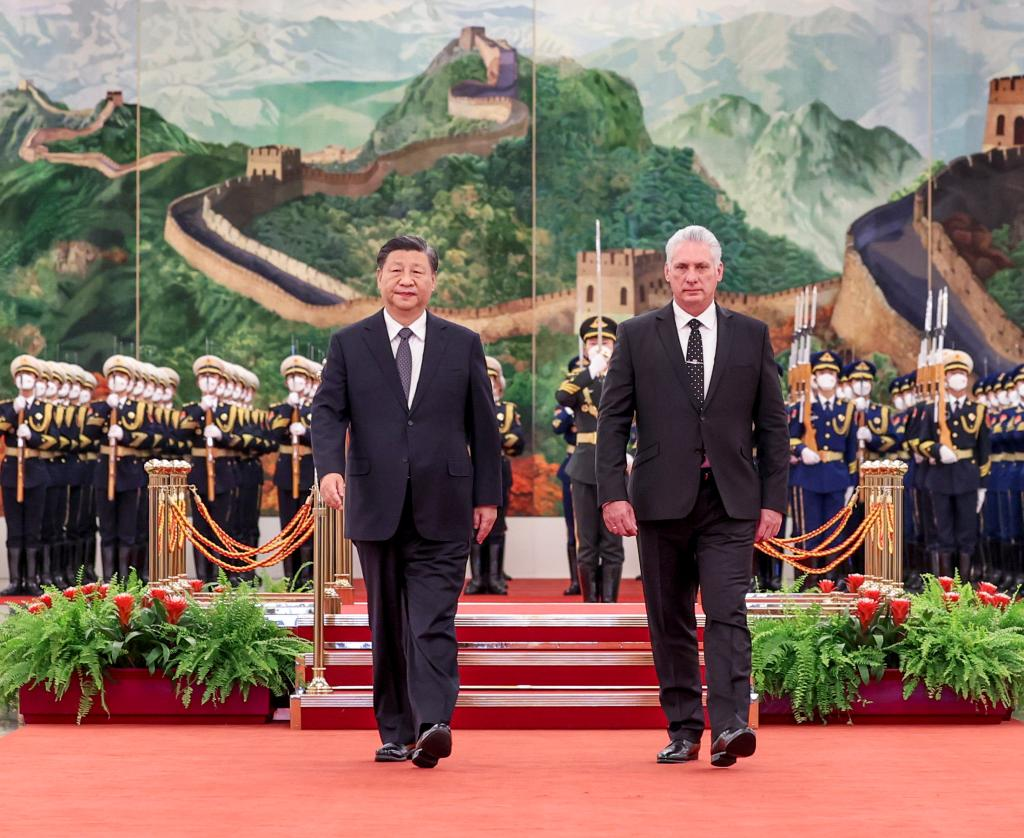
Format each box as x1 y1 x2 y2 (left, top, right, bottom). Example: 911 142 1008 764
552 361 579 595
0 356 61 594
270 375 314 584
556 316 624 602
916 351 991 579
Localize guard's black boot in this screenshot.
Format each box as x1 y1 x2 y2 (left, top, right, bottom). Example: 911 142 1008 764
38 544 56 589
61 540 78 586
100 545 117 581
297 542 314 589
600 563 622 603
464 544 487 594
1 547 24 595
133 545 149 584
578 563 599 603
24 547 42 595
563 543 580 596
487 541 508 595
117 545 133 582
1010 542 1024 591
80 540 98 583
937 551 954 579
958 551 973 583
51 543 69 589
990 540 1008 588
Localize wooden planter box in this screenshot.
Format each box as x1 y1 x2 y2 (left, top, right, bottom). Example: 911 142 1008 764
759 668 1014 724
19 668 273 724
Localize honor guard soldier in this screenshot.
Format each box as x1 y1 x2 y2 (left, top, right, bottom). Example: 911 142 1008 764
987 369 1023 587
180 356 242 582
83 355 156 581
552 356 581 595
788 351 858 578
845 360 897 462
1 356 62 594
887 373 923 589
270 356 316 585
68 365 100 583
556 316 625 602
234 367 269 580
464 356 524 595
916 349 991 581
53 362 96 584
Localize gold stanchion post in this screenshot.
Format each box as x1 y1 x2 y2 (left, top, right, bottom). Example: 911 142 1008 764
306 479 331 695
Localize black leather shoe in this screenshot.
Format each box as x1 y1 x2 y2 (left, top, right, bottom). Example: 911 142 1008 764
374 743 412 763
411 723 453 769
657 739 700 764
710 727 756 768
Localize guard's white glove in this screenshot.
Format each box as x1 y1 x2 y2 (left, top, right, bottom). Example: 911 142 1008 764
16 423 31 440
286 391 302 406
289 422 307 438
913 452 924 464
938 445 958 465
844 486 855 504
204 424 223 441
106 393 120 409
562 406 574 418
801 447 821 465
588 351 608 378
13 396 27 412
856 426 873 443
625 452 635 475
200 395 218 411
107 424 124 442
977 488 987 514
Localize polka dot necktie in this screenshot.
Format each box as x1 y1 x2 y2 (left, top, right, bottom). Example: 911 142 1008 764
685 318 704 409
396 327 413 403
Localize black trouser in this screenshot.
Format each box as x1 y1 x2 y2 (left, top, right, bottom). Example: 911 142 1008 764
277 484 312 578
96 488 143 550
637 471 756 742
931 491 978 555
42 483 69 548
354 491 470 746
3 484 46 550
571 479 624 573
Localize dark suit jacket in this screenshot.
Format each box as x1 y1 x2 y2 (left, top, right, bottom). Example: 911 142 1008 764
596 302 789 521
311 309 502 542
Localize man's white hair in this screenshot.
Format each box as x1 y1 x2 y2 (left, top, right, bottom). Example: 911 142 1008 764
665 225 722 265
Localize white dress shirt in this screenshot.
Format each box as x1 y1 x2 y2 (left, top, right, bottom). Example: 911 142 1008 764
383 307 427 407
673 299 717 399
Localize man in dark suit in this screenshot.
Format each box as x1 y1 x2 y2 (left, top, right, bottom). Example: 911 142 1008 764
312 235 502 769
598 225 789 768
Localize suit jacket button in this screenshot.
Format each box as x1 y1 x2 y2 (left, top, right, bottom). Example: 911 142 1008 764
402 457 408 464
407 420 414 426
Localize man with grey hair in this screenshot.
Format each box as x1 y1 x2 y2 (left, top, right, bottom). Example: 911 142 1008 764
597 224 789 767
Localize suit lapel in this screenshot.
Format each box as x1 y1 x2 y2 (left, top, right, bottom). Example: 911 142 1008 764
410 311 449 415
361 309 409 413
655 303 703 414
703 304 734 409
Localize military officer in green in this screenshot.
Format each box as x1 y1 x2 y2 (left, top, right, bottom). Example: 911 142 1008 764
464 355 524 595
556 316 625 602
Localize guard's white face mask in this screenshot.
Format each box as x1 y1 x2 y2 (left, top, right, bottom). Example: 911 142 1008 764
947 372 968 393
893 395 905 412
815 372 837 392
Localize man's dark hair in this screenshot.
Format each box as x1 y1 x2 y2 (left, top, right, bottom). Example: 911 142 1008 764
376 235 439 273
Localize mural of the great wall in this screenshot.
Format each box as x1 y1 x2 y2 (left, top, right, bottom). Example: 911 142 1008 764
0 1 1022 514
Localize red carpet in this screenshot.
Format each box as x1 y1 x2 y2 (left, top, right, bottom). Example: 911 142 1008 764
3 722 1023 836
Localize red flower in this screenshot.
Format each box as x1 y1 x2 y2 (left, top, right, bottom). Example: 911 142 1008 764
189 579 204 594
28 602 44 615
81 582 97 597
856 597 879 630
860 588 883 602
62 587 79 600
213 585 226 593
98 584 110 599
164 595 187 625
938 576 954 592
113 592 134 627
818 579 836 594
978 591 994 605
890 598 911 626
150 587 168 602
846 574 865 593
39 593 52 608
993 593 1012 610
944 591 960 605
978 581 998 595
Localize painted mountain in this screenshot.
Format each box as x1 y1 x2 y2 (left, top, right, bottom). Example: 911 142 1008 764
653 95 923 269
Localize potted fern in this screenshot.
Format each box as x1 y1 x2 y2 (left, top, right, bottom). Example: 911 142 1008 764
0 573 312 724
752 575 1022 723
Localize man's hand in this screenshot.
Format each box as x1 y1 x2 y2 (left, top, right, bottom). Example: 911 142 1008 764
473 505 498 544
602 500 638 538
755 508 783 544
320 473 345 510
